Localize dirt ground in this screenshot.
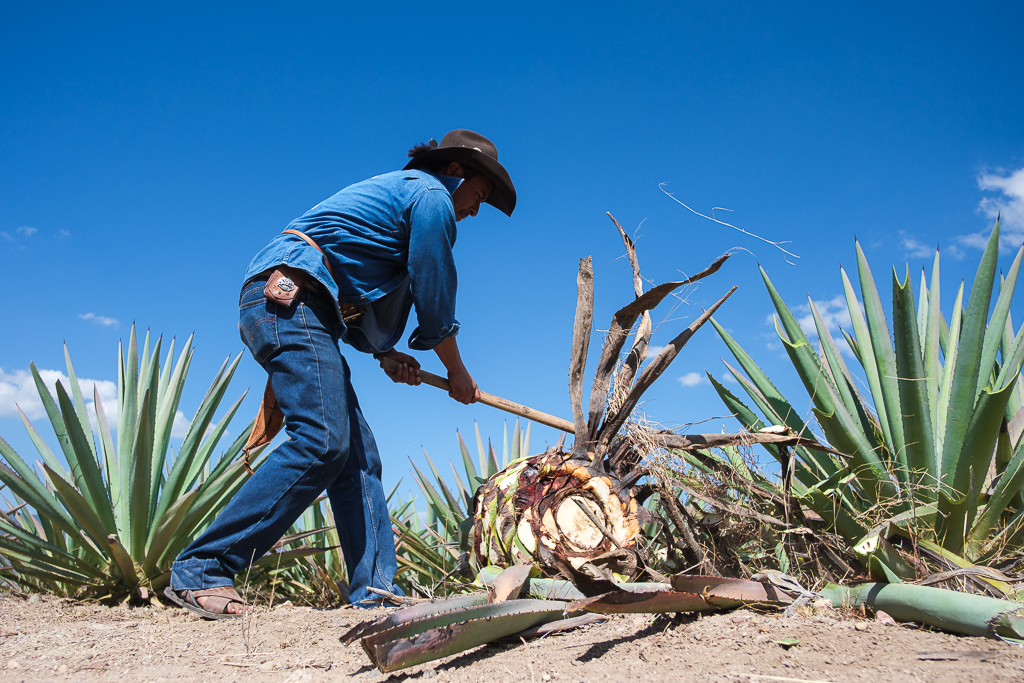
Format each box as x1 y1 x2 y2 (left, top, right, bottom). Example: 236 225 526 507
2 592 1024 682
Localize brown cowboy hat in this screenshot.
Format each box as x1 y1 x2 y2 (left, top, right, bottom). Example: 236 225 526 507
404 129 516 216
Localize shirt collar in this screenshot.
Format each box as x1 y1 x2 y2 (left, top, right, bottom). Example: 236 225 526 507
425 171 463 195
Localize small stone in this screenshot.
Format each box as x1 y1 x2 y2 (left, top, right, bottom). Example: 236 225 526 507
875 610 897 626
7 660 21 670
854 622 870 631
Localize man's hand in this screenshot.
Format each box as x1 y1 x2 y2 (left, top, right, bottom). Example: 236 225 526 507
433 336 480 405
376 349 421 386
447 368 480 405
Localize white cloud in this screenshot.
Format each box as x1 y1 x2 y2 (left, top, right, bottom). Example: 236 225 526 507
79 312 119 328
0 367 117 422
899 233 938 259
720 371 738 385
793 295 851 339
764 294 855 358
979 167 1024 230
16 226 37 237
955 167 1024 250
171 410 190 438
678 372 706 387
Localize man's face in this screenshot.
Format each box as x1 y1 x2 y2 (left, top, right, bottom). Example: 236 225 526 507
451 175 493 222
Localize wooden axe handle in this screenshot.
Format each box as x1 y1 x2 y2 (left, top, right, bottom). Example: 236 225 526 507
378 357 576 434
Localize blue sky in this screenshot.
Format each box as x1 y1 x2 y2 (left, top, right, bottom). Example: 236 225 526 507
2 2 1023 499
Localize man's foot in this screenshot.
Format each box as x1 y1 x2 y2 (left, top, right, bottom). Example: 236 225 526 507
163 585 251 620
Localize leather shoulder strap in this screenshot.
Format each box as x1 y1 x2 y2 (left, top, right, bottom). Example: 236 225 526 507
282 229 335 280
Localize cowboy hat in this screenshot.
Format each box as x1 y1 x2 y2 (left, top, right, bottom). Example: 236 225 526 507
404 129 516 216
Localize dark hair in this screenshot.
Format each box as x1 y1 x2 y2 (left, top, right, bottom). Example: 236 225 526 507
407 140 480 179
407 140 438 158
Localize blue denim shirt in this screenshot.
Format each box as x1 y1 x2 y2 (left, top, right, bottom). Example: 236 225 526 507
244 169 463 354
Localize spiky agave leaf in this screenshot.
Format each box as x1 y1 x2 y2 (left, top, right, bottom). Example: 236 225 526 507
0 325 261 601
712 220 1024 581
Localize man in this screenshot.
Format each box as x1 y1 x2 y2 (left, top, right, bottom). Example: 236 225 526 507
165 130 516 618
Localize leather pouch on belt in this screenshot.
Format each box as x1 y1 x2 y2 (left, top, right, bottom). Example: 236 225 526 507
263 267 308 307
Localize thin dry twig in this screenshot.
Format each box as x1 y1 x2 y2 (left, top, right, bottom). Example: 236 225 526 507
659 183 800 263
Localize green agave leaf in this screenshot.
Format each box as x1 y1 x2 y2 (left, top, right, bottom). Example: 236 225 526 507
198 414 249 485
892 265 936 495
934 283 965 462
159 353 242 514
41 464 112 561
922 253 943 463
840 266 897 468
978 240 1022 396
809 298 880 443
151 391 246 539
91 382 118 521
29 364 81 481
62 344 98 466
712 320 810 436
972 433 1024 543
420 450 463 520
161 460 253 566
1001 311 1024 422
149 336 191 504
939 380 1017 553
449 460 472 516
54 382 116 534
117 328 139 512
15 406 69 482
0 519 107 581
761 268 837 417
106 534 140 588
941 223 999 490
364 599 567 673
409 458 453 524
823 582 1024 641
854 243 907 470
457 431 482 492
142 488 198 577
0 439 78 535
127 390 155 558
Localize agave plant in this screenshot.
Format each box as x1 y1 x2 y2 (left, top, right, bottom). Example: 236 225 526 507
0 326 259 601
390 422 531 597
710 220 1024 586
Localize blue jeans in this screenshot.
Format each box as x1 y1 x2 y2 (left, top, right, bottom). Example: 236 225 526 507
170 278 402 606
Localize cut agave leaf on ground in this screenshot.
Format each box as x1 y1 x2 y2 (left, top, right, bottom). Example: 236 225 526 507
340 593 489 645
568 575 797 614
488 564 536 603
670 575 797 603
360 599 568 673
496 612 606 640
478 566 586 601
569 589 734 614
823 582 1024 643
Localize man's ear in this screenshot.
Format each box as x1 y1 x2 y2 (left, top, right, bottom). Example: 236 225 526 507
445 162 464 178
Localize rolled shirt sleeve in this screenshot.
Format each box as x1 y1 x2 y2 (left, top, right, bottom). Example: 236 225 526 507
405 188 461 350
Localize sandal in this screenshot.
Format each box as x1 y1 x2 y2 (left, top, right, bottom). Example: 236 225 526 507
163 585 251 620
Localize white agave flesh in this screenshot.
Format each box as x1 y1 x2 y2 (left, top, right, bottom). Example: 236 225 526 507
555 496 604 551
